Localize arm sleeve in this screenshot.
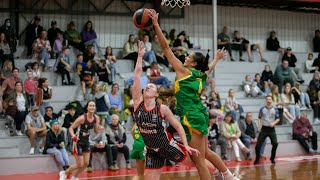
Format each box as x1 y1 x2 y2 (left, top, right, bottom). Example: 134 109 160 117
104 94 111 109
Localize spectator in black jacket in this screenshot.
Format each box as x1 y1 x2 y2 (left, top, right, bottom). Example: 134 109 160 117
44 106 59 125
44 119 70 171
282 47 304 83
208 113 228 161
62 104 79 149
313 30 320 52
312 53 320 72
261 64 273 94
25 16 43 57
0 18 17 55
47 20 61 58
266 31 285 54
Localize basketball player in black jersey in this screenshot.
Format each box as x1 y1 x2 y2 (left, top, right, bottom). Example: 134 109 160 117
59 101 102 180
133 40 200 179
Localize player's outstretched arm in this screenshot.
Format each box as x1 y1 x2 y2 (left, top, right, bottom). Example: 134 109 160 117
148 9 190 78
133 40 144 110
161 105 200 156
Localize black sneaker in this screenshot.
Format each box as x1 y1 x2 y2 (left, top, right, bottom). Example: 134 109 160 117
222 155 230 161
297 79 305 84
69 81 75 85
239 58 245 62
231 58 236 61
62 81 68 85
254 160 259 165
270 158 276 164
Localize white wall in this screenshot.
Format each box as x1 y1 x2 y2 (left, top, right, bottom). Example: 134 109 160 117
10 4 320 52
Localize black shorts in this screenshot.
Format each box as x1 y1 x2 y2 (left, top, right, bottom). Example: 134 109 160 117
74 143 91 156
145 140 187 169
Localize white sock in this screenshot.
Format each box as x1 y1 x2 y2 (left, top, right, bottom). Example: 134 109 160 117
222 170 233 178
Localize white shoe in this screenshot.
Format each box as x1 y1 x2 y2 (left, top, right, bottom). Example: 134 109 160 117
70 176 79 180
143 61 150 67
59 171 66 180
29 147 35 155
118 74 125 79
16 130 23 136
39 147 44 153
314 118 320 123
158 64 164 70
300 106 307 110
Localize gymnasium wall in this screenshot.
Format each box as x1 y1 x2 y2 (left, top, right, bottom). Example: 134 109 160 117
2 2 320 52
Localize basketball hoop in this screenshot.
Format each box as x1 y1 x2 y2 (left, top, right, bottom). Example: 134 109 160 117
161 0 190 8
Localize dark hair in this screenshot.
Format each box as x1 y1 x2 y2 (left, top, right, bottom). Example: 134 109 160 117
162 30 169 39
193 52 209 72
83 21 94 32
105 46 113 56
45 106 53 111
0 32 8 44
128 34 135 43
224 112 234 124
315 30 320 34
77 54 83 58
38 78 48 88
62 46 70 52
12 67 19 73
169 29 176 41
266 95 273 100
282 59 289 63
254 73 260 78
15 81 22 86
83 100 96 113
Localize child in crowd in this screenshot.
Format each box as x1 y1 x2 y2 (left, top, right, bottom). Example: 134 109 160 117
56 46 74 85
32 62 42 82
224 89 244 121
243 75 264 97
208 91 224 122
75 54 86 78
92 83 111 127
261 64 273 94
24 70 37 107
200 87 209 110
305 53 318 73
97 59 111 85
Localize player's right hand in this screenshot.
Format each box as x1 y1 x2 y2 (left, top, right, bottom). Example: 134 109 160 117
148 9 159 25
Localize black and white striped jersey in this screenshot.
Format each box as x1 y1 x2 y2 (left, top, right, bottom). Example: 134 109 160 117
133 101 171 149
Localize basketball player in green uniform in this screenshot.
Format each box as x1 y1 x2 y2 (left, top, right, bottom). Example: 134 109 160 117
149 9 239 180
130 124 145 180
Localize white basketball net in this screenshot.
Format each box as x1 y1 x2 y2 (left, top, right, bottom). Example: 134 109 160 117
161 0 190 8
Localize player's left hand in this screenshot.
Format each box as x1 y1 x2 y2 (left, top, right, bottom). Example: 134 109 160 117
185 145 200 156
215 47 226 60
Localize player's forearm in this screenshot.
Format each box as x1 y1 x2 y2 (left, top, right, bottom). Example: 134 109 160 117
176 125 189 147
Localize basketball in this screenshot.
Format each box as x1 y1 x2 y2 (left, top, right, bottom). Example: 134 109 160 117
133 8 152 29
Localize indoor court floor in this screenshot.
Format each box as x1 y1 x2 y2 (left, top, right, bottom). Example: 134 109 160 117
1 154 319 180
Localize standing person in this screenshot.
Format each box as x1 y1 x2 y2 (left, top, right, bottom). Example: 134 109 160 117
133 40 199 180
47 20 61 58
254 95 280 165
60 101 102 180
56 46 74 85
25 16 43 57
149 10 238 180
36 78 52 116
24 70 37 107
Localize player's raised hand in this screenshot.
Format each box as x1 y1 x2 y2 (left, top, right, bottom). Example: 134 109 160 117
137 40 145 58
185 145 200 156
216 47 226 60
148 9 159 25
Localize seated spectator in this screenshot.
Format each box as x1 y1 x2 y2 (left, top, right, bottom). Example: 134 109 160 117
142 34 157 67
281 83 300 123
47 20 61 58
312 53 320 72
261 65 273 94
62 104 79 150
0 32 12 64
84 45 100 65
4 81 28 136
25 16 43 57
53 31 64 58
75 54 86 77
32 62 42 81
224 89 244 121
2 59 13 78
270 85 295 123
307 72 320 123
106 114 131 169
24 70 37 107
0 18 17 55
305 53 318 73
91 83 111 126
232 30 267 63
313 30 320 52
44 106 59 126
1 68 22 100
273 59 294 93
125 75 149 90
138 27 155 42
88 126 117 171
179 31 193 48
161 30 170 46
292 83 311 109
239 112 266 160
56 46 74 85
146 62 172 87
123 34 138 64
208 113 228 161
292 112 318 154
207 91 224 122
80 60 95 100
109 83 126 125
200 87 209 110
64 21 85 52
221 112 251 162
217 26 234 61
81 21 99 54
282 47 304 83
32 30 52 71
172 32 188 63
266 30 285 54
104 46 124 83
168 29 176 47
25 105 46 155
97 60 111 85
44 119 70 171
124 85 134 117
36 78 52 116
242 75 264 97
152 35 169 68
